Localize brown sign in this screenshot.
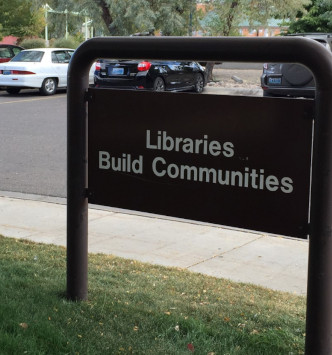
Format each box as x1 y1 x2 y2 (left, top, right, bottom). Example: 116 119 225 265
88 88 313 238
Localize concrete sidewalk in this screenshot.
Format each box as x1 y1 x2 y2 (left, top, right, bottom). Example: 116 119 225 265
0 193 308 295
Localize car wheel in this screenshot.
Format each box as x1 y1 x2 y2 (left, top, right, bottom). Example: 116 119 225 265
153 77 165 91
6 88 21 95
40 78 57 95
194 73 204 93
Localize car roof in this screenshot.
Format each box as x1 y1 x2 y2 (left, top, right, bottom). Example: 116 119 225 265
287 33 332 46
287 33 332 38
20 48 74 52
0 44 23 49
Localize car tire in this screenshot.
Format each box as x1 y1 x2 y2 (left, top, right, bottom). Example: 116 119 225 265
153 77 165 91
194 73 204 93
40 78 57 95
6 88 21 95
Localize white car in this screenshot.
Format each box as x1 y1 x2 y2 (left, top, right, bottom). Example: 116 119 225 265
0 48 74 95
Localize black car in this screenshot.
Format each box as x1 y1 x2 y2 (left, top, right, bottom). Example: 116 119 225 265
261 33 332 98
0 44 24 63
94 59 207 93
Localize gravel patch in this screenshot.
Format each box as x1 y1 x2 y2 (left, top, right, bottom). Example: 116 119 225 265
208 68 262 89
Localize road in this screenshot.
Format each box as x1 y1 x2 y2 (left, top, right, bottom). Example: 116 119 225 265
0 89 67 197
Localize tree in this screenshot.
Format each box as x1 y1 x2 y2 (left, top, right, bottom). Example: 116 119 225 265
202 0 310 81
0 0 45 39
202 1 243 36
92 0 197 36
202 1 245 80
33 0 95 40
288 0 332 33
203 0 311 37
246 0 311 28
34 0 197 39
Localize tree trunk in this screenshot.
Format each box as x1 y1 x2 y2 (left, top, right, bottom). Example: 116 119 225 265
94 0 113 33
205 1 239 83
224 1 239 36
205 61 215 82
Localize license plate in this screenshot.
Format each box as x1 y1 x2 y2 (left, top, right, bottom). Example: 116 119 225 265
3 70 11 75
111 67 124 75
268 77 281 85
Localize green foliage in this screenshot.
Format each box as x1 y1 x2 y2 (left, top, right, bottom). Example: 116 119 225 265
155 1 193 36
202 0 310 36
52 36 80 49
0 236 306 354
203 1 244 36
38 0 203 38
20 37 46 49
0 0 45 39
73 31 85 44
93 0 197 36
1 0 317 45
288 0 332 33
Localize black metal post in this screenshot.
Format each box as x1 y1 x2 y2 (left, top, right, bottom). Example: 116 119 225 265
67 55 93 301
67 37 332 352
306 89 332 353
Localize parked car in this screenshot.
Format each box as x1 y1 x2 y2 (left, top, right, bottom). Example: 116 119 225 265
94 59 207 93
261 33 332 98
0 44 23 63
0 48 75 95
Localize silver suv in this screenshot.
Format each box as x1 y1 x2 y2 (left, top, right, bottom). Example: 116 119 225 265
261 33 332 98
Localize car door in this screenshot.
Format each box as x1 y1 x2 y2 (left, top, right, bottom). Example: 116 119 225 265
51 50 72 87
183 62 197 86
165 61 186 89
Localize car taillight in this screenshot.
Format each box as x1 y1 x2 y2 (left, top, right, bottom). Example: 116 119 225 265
137 61 151 71
11 70 35 75
95 61 101 71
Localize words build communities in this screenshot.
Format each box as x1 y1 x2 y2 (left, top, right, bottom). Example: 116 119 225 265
98 130 294 194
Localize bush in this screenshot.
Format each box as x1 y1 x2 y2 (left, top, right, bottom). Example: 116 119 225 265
20 38 46 49
53 36 80 49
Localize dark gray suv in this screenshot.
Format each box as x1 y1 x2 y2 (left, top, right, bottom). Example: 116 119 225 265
261 33 332 98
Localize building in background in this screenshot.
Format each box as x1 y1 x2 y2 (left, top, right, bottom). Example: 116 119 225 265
0 36 19 45
196 2 287 37
238 19 288 37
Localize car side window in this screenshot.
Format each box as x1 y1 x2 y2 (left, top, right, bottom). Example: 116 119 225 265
52 51 71 64
0 48 11 59
51 52 59 63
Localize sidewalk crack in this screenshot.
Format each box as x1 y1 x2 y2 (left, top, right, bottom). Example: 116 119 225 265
186 234 265 269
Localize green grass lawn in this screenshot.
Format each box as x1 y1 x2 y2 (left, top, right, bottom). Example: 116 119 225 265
0 235 305 354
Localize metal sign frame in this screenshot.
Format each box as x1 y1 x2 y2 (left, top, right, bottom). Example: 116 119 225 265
67 37 332 354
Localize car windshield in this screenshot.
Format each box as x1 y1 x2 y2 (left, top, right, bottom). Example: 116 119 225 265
11 51 44 62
